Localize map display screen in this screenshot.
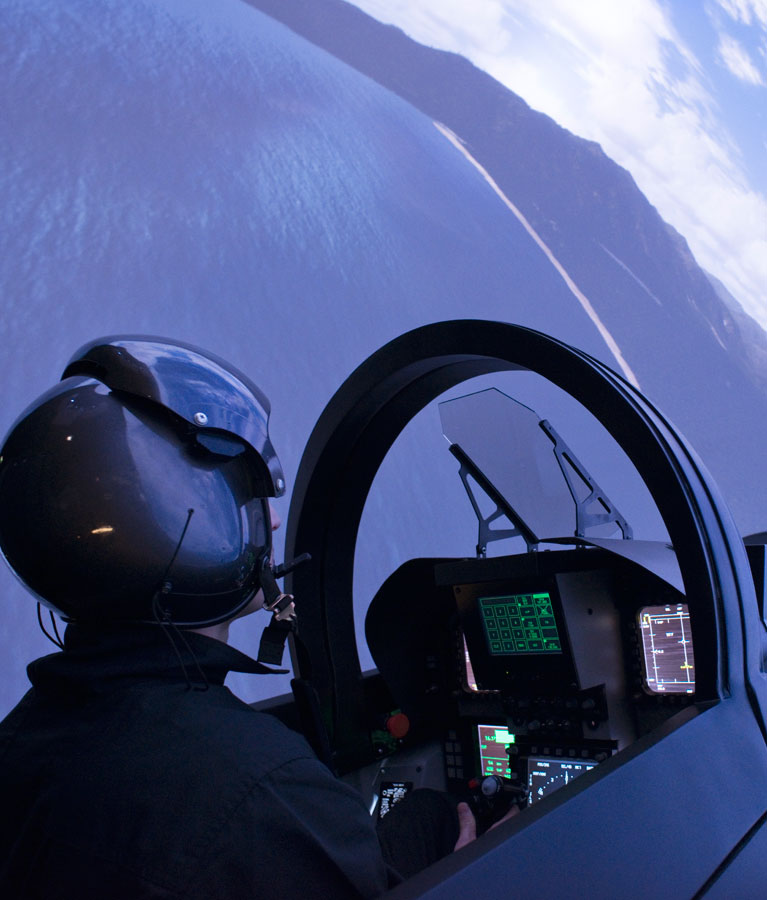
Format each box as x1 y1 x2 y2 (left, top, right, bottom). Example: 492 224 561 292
479 591 562 655
639 603 695 694
477 724 515 778
527 757 596 805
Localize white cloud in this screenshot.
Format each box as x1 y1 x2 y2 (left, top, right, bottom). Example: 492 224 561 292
715 0 767 27
350 0 767 328
717 32 766 82
348 0 505 51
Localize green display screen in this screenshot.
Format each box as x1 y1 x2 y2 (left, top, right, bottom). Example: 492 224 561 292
479 592 562 654
477 724 515 778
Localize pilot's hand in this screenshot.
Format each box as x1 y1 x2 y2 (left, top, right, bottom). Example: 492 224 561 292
488 803 520 831
453 800 520 852
453 802 477 851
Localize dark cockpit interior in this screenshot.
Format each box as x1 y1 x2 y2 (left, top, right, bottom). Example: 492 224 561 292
338 388 697 826
267 320 767 896
358 547 694 817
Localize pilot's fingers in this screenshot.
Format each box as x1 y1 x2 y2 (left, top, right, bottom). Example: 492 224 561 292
489 804 520 831
453 801 477 851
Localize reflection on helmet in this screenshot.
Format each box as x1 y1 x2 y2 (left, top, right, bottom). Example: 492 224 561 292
0 336 285 626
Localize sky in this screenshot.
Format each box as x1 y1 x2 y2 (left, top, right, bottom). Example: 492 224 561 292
348 0 767 331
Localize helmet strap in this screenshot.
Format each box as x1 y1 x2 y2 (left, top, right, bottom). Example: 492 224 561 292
256 553 310 666
254 554 334 769
256 561 297 666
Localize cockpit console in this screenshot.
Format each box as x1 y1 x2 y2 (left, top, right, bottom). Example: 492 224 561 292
278 322 767 895
353 543 695 822
343 389 697 823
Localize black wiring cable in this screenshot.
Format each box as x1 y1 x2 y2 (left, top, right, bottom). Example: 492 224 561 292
36 603 64 649
150 506 209 691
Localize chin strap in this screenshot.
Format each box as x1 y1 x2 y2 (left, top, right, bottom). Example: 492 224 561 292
256 551 336 771
256 553 310 666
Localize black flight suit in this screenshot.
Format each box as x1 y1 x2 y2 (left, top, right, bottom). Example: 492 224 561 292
0 624 392 899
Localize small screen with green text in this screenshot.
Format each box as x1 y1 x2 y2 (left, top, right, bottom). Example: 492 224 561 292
479 592 562 655
477 724 515 778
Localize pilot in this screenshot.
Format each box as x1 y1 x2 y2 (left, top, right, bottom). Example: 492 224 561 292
0 336 475 899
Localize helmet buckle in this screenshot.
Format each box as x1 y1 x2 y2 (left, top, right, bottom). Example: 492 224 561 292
265 592 296 623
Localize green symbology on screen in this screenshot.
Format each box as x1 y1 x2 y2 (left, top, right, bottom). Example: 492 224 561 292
479 592 562 655
478 725 515 777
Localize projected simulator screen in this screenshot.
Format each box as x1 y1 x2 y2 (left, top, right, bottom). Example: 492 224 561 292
477 724 515 778
527 757 596 805
479 591 562 655
638 603 695 694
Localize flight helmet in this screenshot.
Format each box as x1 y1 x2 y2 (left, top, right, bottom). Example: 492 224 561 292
0 336 285 626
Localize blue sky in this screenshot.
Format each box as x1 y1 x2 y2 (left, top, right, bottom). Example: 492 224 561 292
348 0 767 330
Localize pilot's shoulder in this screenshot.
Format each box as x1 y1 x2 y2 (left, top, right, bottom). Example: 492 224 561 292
174 685 320 774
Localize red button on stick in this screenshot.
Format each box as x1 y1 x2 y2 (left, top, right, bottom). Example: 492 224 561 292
385 713 410 739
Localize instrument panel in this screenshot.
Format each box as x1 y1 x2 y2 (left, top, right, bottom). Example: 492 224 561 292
355 545 696 821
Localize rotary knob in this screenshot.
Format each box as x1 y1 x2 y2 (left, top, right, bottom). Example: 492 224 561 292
480 774 504 798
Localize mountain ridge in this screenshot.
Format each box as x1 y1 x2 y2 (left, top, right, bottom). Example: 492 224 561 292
245 0 767 535
246 0 767 387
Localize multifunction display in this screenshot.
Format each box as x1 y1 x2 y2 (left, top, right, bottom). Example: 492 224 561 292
527 757 596 805
477 724 515 778
639 603 695 694
376 781 413 821
479 591 562 655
